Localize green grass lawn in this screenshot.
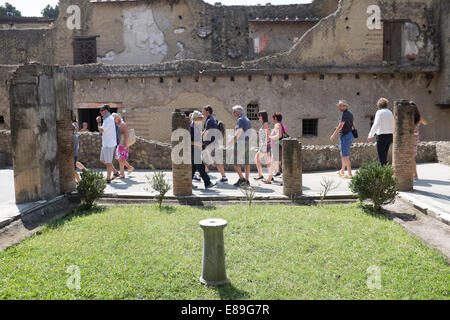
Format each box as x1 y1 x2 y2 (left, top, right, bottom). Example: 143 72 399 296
0 204 448 300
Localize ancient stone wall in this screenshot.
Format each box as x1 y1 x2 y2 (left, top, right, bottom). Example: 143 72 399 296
0 66 17 131
436 141 450 166
8 64 75 203
77 132 172 170
0 17 55 30
72 71 450 145
301 141 438 172
0 129 12 167
249 21 318 59
66 130 440 172
250 0 439 69
436 0 450 105
0 29 54 65
0 128 442 171
54 0 338 66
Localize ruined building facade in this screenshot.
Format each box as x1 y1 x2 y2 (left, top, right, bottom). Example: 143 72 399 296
0 0 449 146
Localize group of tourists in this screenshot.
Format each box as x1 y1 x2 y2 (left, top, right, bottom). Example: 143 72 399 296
73 104 135 184
190 105 289 189
334 98 427 180
73 99 427 187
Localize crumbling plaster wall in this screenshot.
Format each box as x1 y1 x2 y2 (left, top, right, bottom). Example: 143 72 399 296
95 4 169 64
54 0 95 65
436 0 450 105
54 0 339 66
247 0 439 69
250 22 318 58
72 71 449 145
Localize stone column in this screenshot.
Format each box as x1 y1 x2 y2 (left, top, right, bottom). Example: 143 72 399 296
171 111 192 196
9 64 75 204
393 100 415 191
199 218 229 286
9 64 60 204
282 138 302 197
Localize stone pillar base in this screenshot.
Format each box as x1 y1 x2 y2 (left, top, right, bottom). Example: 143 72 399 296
282 139 303 197
199 218 229 286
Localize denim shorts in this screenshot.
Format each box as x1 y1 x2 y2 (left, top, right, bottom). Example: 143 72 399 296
339 132 354 157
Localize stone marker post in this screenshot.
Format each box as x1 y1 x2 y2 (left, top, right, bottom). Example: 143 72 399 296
282 138 302 197
199 218 229 286
393 100 416 191
171 111 192 196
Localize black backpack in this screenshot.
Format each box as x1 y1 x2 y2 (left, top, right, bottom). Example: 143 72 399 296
217 120 225 136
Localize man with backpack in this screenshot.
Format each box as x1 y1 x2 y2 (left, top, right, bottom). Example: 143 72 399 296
202 106 228 183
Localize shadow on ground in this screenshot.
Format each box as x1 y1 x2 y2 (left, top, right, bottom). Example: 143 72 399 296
214 283 251 300
46 205 107 230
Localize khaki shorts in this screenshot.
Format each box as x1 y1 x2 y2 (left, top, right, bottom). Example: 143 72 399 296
100 147 115 164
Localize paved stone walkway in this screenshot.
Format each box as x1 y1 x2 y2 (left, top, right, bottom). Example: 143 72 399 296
1 163 449 226
398 163 450 225
103 168 353 199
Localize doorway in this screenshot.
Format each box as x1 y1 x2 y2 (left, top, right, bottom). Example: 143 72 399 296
77 107 118 132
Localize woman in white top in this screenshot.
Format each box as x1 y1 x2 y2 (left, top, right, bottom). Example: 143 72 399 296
254 111 271 180
368 98 394 166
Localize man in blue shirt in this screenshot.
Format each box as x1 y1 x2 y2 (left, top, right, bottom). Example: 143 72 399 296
330 100 354 179
202 106 228 183
228 105 251 187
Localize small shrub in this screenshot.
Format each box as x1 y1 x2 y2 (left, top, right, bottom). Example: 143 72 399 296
240 185 256 207
76 170 107 209
349 161 399 212
320 177 341 205
145 166 172 211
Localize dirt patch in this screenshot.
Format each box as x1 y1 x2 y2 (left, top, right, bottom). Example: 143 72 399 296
0 196 79 251
384 199 450 263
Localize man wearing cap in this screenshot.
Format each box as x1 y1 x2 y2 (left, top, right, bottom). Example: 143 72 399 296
191 110 216 190
96 105 117 183
228 105 251 187
330 100 354 179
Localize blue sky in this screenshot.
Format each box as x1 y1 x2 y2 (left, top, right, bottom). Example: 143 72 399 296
2 0 312 17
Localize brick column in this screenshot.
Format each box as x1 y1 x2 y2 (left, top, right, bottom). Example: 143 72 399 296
282 138 302 197
54 69 75 194
393 100 415 191
171 111 192 196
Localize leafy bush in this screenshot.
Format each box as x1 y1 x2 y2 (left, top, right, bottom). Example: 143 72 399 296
76 170 107 209
349 161 399 212
145 166 172 211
